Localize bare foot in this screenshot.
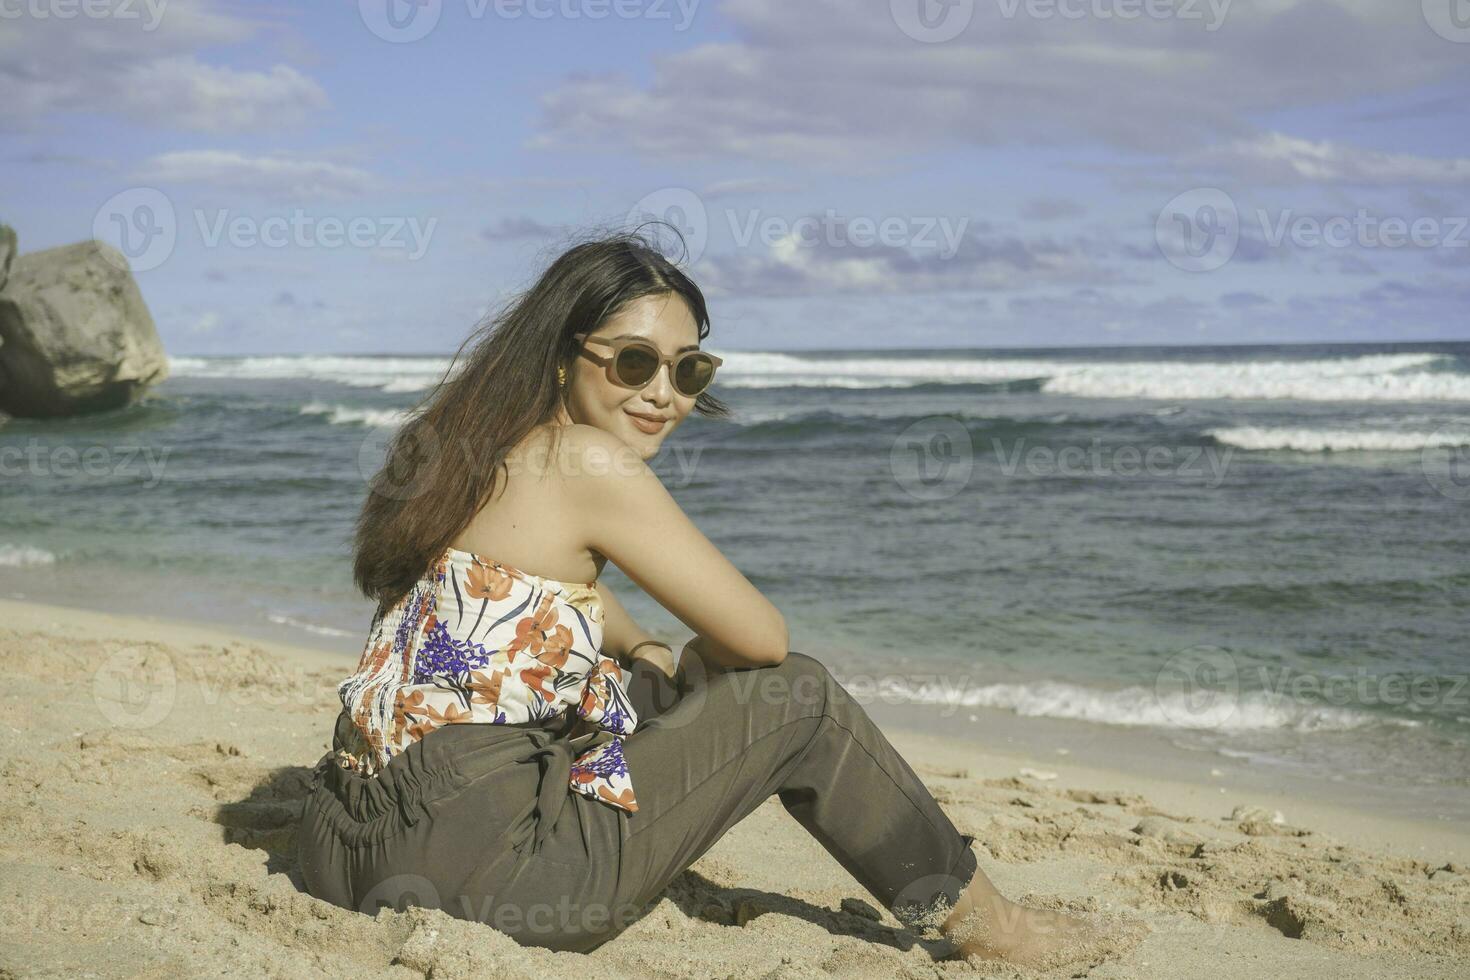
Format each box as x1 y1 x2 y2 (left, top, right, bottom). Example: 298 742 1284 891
933 866 1141 970
947 897 1106 968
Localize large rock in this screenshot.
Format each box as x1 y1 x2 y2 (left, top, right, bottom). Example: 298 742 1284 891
0 239 169 418
0 224 15 292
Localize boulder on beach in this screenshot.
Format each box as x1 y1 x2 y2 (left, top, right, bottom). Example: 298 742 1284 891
0 234 169 418
0 224 15 292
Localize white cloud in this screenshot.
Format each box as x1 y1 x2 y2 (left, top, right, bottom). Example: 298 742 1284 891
120 57 327 133
136 151 378 201
1182 132 1470 186
531 0 1463 165
695 223 1128 297
0 1 326 132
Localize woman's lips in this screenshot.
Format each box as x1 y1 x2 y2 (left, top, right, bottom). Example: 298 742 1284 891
625 410 668 434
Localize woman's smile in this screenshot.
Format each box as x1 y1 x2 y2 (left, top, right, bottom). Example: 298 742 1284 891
624 407 670 435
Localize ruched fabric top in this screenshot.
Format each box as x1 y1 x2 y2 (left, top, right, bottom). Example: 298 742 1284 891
334 546 640 812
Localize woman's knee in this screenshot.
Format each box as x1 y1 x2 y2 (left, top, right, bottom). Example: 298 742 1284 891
765 650 838 710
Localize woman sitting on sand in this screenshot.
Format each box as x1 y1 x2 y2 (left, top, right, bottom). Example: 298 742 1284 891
296 227 1109 966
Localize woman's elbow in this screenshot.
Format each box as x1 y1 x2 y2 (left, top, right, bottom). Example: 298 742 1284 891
757 614 789 666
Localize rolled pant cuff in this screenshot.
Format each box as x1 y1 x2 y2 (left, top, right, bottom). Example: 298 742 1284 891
888 833 979 934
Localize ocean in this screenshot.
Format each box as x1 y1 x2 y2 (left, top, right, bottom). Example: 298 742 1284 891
3 341 1467 818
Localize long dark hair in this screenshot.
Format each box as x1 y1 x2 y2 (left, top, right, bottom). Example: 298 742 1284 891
353 224 729 614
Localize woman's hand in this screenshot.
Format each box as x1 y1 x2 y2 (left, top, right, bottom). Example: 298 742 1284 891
628 640 678 680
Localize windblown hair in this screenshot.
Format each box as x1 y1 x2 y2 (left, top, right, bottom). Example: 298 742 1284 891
352 224 729 615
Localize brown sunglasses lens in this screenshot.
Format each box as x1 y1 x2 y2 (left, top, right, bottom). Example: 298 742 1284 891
612 344 717 396
673 353 717 395
613 344 661 387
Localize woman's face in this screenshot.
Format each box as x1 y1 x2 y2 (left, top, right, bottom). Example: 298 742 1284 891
559 292 702 460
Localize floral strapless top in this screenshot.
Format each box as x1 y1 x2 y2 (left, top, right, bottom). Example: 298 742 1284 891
335 546 640 812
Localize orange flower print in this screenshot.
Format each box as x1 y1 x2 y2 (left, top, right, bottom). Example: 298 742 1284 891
363 637 393 675
399 689 472 741
466 669 503 707
507 594 572 663
389 689 411 745
339 549 638 810
578 675 606 718
520 663 556 703
535 624 574 669
466 561 513 602
596 786 637 811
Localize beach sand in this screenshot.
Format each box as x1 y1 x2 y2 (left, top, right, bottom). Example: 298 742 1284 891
2 597 1465 979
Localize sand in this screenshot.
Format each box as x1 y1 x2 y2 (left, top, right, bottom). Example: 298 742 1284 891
2 597 1466 979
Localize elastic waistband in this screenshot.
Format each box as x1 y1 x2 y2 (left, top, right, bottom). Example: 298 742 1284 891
310 711 588 852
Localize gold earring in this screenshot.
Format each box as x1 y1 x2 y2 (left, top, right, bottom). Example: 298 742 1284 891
557 365 567 387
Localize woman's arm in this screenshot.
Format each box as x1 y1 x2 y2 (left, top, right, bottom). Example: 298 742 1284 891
563 425 788 669
595 579 678 678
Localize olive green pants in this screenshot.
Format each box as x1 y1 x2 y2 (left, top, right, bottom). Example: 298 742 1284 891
297 651 978 952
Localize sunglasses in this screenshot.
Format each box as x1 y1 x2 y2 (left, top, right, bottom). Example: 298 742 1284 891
572 332 723 397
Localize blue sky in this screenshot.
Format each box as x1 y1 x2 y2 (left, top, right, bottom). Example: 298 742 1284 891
2 0 1469 353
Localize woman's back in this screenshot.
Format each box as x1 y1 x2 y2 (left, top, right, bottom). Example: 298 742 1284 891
335 529 641 811
450 423 607 587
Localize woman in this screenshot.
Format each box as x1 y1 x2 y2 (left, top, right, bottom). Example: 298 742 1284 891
296 228 1106 966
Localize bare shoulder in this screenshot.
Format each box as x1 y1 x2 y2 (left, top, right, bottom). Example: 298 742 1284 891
550 424 654 491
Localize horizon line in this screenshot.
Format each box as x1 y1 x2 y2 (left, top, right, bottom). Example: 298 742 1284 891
166 337 1470 358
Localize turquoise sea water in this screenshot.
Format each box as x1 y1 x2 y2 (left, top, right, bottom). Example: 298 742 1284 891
2 342 1467 812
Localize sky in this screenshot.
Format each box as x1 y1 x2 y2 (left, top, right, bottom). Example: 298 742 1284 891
1 0 1469 353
